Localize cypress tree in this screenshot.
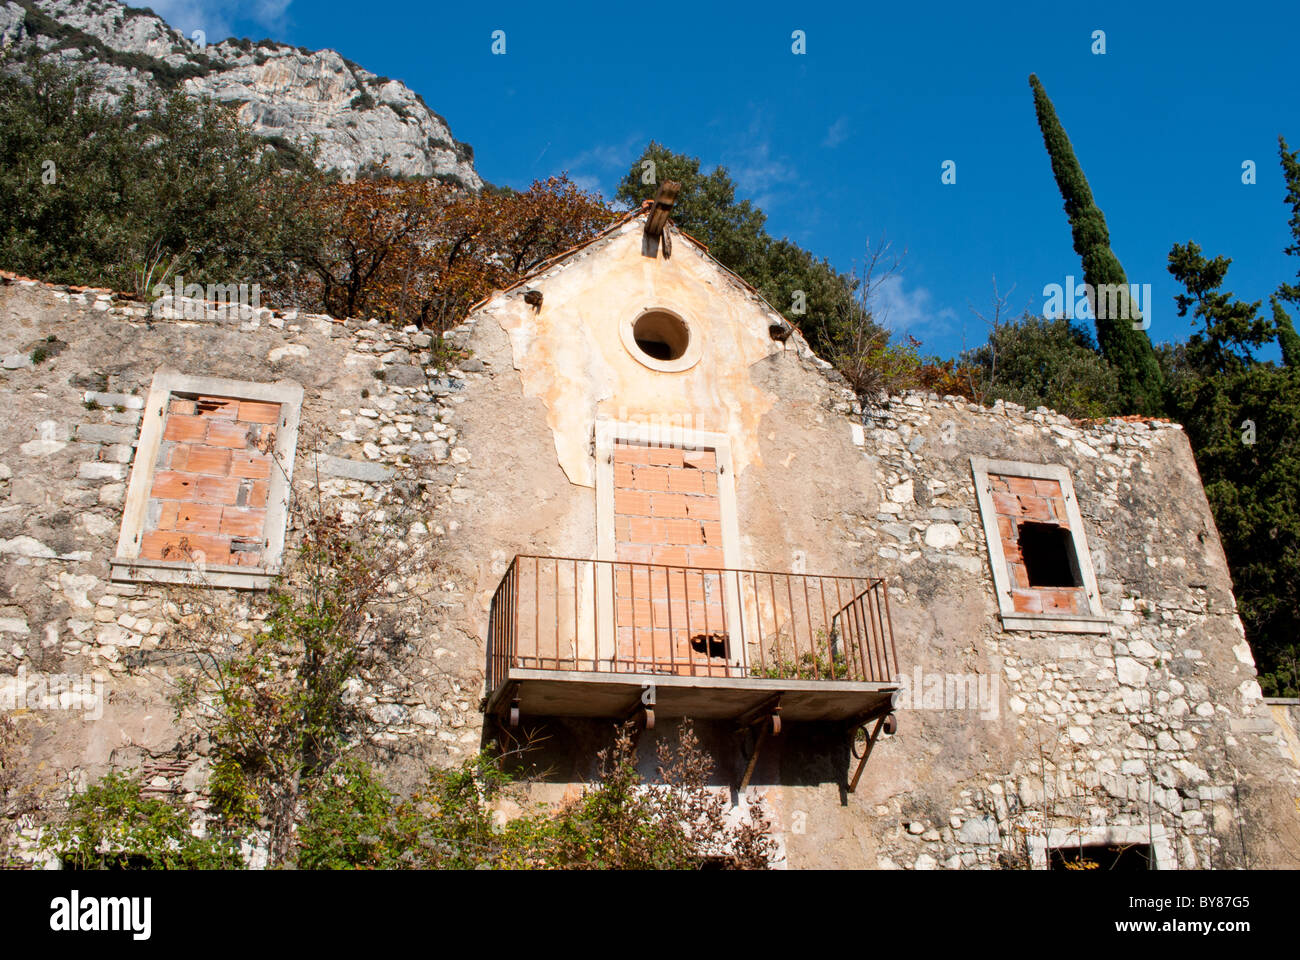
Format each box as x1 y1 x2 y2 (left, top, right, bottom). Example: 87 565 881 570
1028 74 1165 414
1274 137 1300 367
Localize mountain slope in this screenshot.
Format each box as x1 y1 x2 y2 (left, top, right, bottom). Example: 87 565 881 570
0 0 482 187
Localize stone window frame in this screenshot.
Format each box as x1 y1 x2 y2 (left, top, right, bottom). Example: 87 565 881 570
1028 825 1172 870
110 368 304 590
970 456 1110 634
593 418 744 667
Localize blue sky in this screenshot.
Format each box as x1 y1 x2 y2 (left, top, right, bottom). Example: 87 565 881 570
154 1 1300 360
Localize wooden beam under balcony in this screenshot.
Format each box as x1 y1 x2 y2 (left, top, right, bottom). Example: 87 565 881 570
487 668 897 724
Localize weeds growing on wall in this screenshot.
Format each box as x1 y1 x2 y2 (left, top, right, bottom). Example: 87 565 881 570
40 772 244 870
297 722 776 870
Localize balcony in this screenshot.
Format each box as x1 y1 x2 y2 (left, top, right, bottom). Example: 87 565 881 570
484 555 900 731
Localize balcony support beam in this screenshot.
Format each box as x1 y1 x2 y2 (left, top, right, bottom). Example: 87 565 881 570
737 694 783 791
847 708 896 794
494 681 521 727
623 684 656 730
736 693 783 733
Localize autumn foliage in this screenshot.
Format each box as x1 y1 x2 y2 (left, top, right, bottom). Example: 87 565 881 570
293 175 617 330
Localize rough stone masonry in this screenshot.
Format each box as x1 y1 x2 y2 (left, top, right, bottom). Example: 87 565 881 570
1 252 1298 869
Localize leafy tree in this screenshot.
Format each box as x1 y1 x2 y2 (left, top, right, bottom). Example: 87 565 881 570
297 760 412 869
300 174 615 330
297 754 533 870
483 177 618 275
1167 243 1275 371
1270 297 1300 368
1028 75 1165 414
960 313 1121 419
167 465 439 868
615 141 882 361
41 772 244 869
294 176 451 322
542 723 774 870
616 142 770 277
0 56 324 298
172 507 396 866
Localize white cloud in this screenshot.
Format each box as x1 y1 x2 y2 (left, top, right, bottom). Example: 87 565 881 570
564 136 639 170
871 274 959 345
145 1 292 42
727 138 798 208
557 132 645 198
564 134 645 173
567 173 604 195
823 116 849 148
723 112 800 211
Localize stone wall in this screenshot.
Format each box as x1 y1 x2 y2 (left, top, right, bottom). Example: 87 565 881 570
2 266 1298 869
0 273 489 862
838 393 1300 869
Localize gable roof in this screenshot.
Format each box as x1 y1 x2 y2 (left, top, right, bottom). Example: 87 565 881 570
466 204 796 339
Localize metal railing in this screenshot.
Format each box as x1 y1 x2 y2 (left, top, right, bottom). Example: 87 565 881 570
487 555 898 694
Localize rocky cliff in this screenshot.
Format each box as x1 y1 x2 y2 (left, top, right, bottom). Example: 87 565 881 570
0 0 483 187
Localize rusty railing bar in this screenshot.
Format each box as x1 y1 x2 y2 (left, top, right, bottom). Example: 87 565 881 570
883 580 898 681
684 566 695 677
816 575 835 680
488 555 896 685
510 554 876 581
733 569 748 675
800 573 818 680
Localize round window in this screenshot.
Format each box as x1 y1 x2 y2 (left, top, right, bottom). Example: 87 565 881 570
622 308 701 372
632 310 690 362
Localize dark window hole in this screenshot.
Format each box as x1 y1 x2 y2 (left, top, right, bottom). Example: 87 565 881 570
689 632 728 659
1049 843 1151 871
1018 521 1081 588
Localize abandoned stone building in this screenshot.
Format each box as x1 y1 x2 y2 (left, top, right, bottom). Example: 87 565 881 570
2 200 1299 869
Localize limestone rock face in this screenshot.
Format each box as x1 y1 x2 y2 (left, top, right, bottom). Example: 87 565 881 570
0 3 27 46
5 0 482 187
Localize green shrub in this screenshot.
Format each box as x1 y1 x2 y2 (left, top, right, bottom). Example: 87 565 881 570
42 772 244 870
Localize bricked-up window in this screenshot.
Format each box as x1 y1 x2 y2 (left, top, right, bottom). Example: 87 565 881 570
970 457 1109 634
611 439 727 669
143 395 279 567
111 370 303 589
595 421 743 672
611 441 723 570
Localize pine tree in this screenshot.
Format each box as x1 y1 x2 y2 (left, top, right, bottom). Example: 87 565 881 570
1271 298 1300 368
1165 243 1300 696
1028 74 1165 414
